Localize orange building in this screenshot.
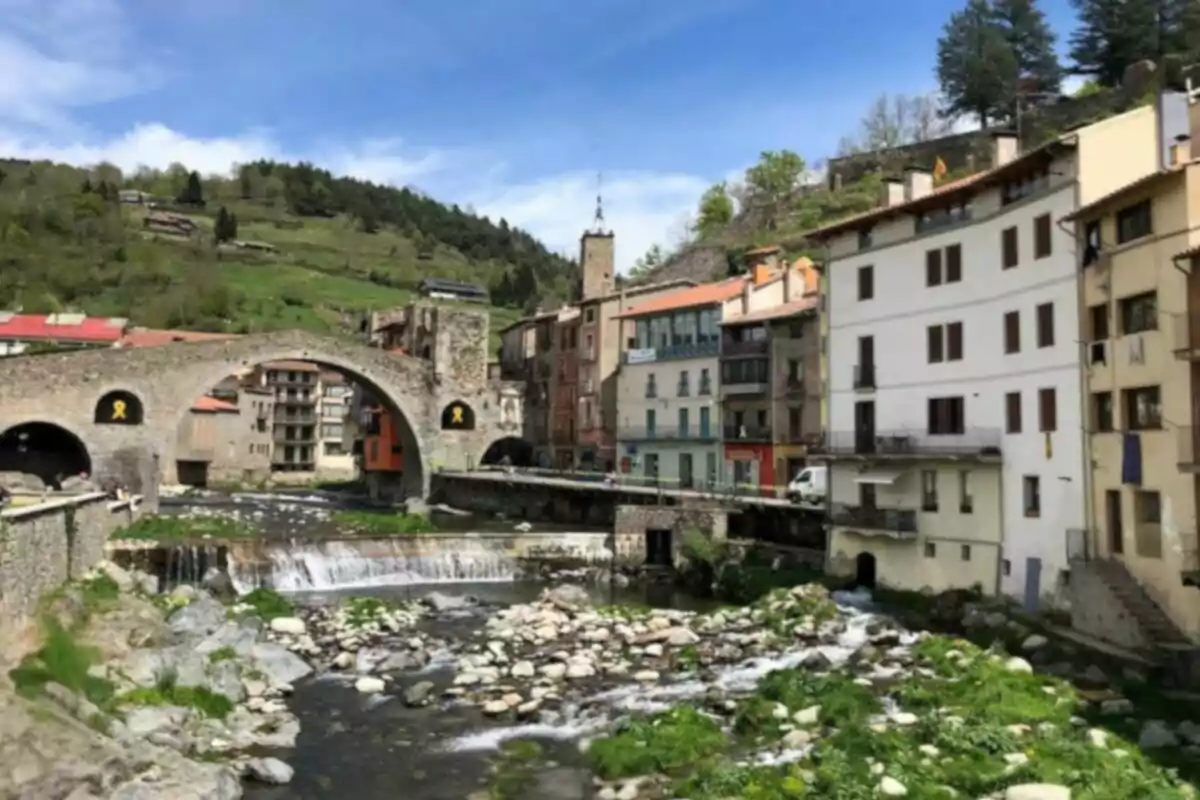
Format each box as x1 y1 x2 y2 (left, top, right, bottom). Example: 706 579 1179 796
362 406 405 472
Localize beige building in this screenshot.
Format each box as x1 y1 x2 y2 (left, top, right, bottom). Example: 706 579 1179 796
174 389 273 486
1069 114 1200 641
316 371 356 478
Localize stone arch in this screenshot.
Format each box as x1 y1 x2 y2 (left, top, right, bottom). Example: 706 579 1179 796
94 389 145 425
0 419 92 489
480 436 534 468
440 400 476 431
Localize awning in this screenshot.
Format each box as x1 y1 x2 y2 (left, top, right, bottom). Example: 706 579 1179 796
855 470 904 486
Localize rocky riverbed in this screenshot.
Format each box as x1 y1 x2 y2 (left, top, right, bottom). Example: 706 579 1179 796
7 566 1200 800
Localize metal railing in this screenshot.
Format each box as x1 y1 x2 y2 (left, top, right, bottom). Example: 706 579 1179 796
812 428 1003 457
722 339 769 357
853 363 875 389
830 505 918 535
723 424 773 441
621 340 719 365
617 426 719 443
275 411 317 424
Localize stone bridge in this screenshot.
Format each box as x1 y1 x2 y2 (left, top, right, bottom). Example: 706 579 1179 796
0 326 525 499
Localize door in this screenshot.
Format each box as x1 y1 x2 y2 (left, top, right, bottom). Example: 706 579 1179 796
1106 489 1124 555
1023 557 1042 613
854 401 876 454
679 453 694 489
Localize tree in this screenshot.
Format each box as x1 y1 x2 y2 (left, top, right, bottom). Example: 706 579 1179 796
628 245 666 282
213 206 238 243
1068 0 1161 86
177 170 205 206
695 183 734 238
743 150 806 229
937 0 1019 126
838 93 956 155
992 0 1062 98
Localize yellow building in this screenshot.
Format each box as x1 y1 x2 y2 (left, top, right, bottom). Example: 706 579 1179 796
1069 130 1200 642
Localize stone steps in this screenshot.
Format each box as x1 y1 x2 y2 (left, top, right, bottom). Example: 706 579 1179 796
1088 558 1189 646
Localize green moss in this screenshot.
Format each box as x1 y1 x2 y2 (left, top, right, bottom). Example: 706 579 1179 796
734 670 879 738
112 514 260 541
116 668 234 719
331 509 437 536
207 646 238 664
341 597 395 629
487 740 544 800
235 588 293 620
588 706 727 780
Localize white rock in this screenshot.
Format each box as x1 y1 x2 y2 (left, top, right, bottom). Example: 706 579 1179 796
633 670 660 683
510 660 536 678
269 617 307 636
482 700 510 716
541 663 567 679
879 776 907 796
891 712 918 726
246 757 294 785
643 644 664 658
566 663 595 679
781 729 812 748
1004 657 1034 674
666 627 700 646
1004 785 1071 800
332 652 354 670
355 677 385 694
1022 634 1049 651
793 705 821 726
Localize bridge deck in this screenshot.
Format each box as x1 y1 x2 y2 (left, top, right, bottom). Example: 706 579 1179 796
438 470 808 510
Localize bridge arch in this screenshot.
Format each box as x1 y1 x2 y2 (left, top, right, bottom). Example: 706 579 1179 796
0 418 92 489
480 436 535 468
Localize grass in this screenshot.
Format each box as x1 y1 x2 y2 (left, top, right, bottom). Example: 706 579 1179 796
486 740 545 800
234 587 294 620
588 706 728 781
207 646 238 663
331 509 437 536
117 668 234 720
111 514 260 542
340 597 396 629
9 617 116 710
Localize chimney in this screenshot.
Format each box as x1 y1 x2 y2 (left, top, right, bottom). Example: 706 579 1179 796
1171 134 1192 167
904 167 933 202
881 177 905 207
991 131 1019 167
741 277 752 314
752 262 772 286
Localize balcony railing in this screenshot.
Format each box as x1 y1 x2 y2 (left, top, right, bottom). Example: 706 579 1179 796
699 379 713 395
621 340 719 365
617 426 718 443
830 505 918 537
783 430 822 446
1177 426 1200 468
275 412 317 424
722 339 769 358
811 428 1003 459
721 379 769 397
853 363 876 390
276 395 316 406
723 424 772 442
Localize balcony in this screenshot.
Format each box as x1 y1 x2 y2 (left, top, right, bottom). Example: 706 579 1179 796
784 375 806 394
617 426 718 443
1182 531 1200 586
276 394 317 406
811 428 1002 461
275 411 317 424
723 424 772 442
1173 312 1200 360
273 431 317 445
830 505 918 539
853 363 876 390
622 340 719 365
783 430 822 446
722 339 769 358
1178 426 1200 472
721 379 768 397
581 344 597 362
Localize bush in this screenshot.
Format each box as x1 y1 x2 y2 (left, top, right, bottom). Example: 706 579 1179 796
588 706 727 780
9 617 115 708
237 587 293 620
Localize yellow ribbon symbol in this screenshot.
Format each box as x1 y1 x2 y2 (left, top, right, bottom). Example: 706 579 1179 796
112 400 127 421
451 406 464 425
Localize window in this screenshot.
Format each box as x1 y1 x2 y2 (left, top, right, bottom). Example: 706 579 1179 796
1002 226 1019 268
699 407 711 437
1093 392 1113 432
947 322 963 361
927 396 965 435
858 227 873 250
1038 388 1057 432
677 407 689 436
1006 392 1022 433
1119 291 1157 334
945 244 962 283
1002 559 1012 576
677 370 690 397
1135 490 1163 559
1123 386 1162 430
1036 302 1054 348
645 373 657 398
585 308 596 323
925 249 943 286
1023 475 1041 517
959 470 973 513
699 368 712 395
1089 304 1109 341
1004 311 1020 354
921 469 938 511
859 483 877 509
927 325 944 363
857 265 874 300
924 542 937 558
1116 199 1152 244
1034 213 1052 259
961 544 972 562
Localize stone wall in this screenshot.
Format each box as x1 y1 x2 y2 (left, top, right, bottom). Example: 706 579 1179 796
1067 563 1152 651
0 493 143 633
613 504 729 569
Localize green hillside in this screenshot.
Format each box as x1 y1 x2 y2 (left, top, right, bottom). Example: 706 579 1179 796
0 159 572 348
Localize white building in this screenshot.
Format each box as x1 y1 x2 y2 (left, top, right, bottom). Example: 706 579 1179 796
316 371 356 479
813 107 1161 605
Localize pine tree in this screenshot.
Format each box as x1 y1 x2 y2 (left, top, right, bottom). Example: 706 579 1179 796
1068 0 1162 87
213 206 237 243
991 0 1062 97
937 0 1020 126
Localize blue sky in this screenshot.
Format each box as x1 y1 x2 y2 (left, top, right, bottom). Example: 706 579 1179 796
0 0 1082 270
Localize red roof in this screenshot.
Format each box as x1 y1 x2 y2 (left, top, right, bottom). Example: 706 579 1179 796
0 313 128 343
613 277 749 320
192 396 239 413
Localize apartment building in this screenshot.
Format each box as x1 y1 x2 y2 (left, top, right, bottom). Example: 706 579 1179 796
258 361 320 472
551 311 582 469
768 299 823 486
316 371 356 478
812 106 1161 601
1069 119 1200 640
616 260 809 488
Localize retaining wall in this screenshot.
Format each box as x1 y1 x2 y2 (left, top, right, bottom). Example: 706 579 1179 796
0 493 143 630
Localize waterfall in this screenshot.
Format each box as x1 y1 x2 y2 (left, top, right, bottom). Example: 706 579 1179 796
228 539 519 593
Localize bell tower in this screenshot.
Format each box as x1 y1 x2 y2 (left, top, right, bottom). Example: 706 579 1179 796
580 173 615 301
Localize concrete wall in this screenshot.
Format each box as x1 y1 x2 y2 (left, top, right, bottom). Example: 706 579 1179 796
613 504 729 568
0 493 142 634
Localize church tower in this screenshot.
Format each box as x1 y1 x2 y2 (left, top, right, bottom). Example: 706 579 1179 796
580 176 615 301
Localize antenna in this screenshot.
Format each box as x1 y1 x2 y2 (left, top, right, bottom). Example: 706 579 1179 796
592 171 606 233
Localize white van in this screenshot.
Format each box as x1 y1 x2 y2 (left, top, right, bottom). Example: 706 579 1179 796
787 466 827 506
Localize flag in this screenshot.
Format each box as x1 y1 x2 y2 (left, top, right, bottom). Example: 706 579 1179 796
933 157 948 181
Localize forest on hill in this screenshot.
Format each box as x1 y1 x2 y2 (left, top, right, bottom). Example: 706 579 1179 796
0 157 575 339
634 0 1200 285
